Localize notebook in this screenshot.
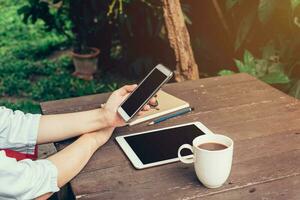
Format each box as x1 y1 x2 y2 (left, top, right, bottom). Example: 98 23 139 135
128 90 190 126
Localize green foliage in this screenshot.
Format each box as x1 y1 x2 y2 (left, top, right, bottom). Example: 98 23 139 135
0 1 118 113
0 99 41 114
258 0 279 24
17 0 167 53
291 0 300 10
0 56 118 102
234 10 256 51
226 0 300 51
223 0 300 99
226 0 241 10
18 0 72 37
0 1 68 59
218 70 235 76
29 58 118 101
218 50 290 84
17 0 191 69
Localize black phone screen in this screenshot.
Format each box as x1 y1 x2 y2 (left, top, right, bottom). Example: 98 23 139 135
121 68 168 117
124 124 205 164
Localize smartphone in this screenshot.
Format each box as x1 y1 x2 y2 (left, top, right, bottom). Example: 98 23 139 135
117 64 173 122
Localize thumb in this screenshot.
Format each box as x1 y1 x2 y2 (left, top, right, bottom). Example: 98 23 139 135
118 84 137 96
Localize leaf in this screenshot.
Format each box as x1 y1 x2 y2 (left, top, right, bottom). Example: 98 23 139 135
226 0 242 10
268 62 284 73
234 59 243 70
255 59 268 77
291 0 300 10
218 70 236 76
235 57 256 76
243 50 257 76
17 6 31 15
183 12 192 25
260 72 290 84
258 0 278 24
235 10 256 51
262 41 276 59
181 3 192 25
243 50 255 66
154 16 164 37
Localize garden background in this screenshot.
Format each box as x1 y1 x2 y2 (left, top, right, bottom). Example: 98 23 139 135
1 0 300 114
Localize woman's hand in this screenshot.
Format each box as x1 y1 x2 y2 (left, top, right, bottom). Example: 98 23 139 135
103 84 157 127
37 85 157 144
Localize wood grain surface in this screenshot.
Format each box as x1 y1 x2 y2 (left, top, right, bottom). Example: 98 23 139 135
41 73 300 200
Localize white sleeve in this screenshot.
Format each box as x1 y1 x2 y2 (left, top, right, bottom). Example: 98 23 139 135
0 107 41 154
0 151 59 200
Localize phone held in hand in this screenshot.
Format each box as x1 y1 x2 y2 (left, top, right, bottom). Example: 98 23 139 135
117 64 173 122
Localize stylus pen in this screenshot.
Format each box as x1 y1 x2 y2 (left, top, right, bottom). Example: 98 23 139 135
148 107 194 125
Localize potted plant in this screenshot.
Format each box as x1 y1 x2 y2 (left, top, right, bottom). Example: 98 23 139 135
19 0 166 80
70 0 100 80
72 42 100 80
71 46 100 80
19 0 101 80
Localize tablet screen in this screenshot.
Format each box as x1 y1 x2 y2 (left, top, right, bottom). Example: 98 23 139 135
124 124 205 164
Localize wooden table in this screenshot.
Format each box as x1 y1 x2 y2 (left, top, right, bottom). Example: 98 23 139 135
41 73 300 200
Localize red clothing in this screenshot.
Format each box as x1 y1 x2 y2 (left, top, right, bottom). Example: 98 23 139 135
1 145 38 161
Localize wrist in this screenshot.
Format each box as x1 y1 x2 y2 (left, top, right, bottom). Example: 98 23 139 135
101 107 115 128
81 133 101 151
86 127 115 148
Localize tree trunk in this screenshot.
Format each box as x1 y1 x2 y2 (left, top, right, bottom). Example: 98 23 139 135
162 0 199 81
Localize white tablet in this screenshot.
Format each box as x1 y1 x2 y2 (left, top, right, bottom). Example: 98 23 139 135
115 122 214 169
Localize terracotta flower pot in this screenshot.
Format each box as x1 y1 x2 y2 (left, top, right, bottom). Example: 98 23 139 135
72 47 100 80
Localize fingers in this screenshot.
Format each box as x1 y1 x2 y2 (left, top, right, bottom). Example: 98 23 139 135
117 84 137 96
113 85 158 115
142 104 151 111
137 110 147 116
141 96 158 111
123 84 137 92
148 97 158 106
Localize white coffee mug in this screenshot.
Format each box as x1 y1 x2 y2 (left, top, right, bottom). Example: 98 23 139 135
178 134 234 188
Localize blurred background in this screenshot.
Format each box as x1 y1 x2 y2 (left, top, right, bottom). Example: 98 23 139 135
1 0 300 113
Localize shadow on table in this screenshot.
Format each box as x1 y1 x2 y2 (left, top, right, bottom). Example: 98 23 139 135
50 184 75 200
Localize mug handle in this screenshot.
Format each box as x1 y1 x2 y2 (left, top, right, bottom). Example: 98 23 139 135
178 144 194 164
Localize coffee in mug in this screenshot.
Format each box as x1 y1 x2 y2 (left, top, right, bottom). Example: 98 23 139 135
178 134 233 188
197 142 227 151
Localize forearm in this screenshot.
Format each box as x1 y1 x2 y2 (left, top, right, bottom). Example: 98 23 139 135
36 136 96 200
37 108 111 144
46 127 114 188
